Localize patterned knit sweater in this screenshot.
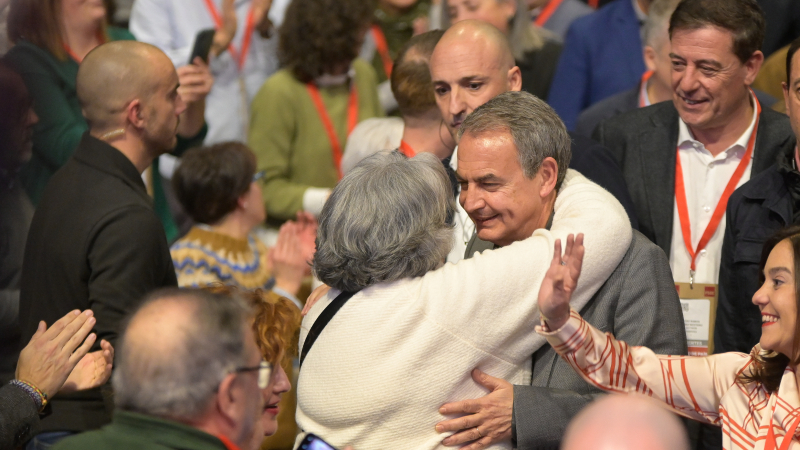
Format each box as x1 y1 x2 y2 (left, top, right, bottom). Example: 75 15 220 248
170 226 272 289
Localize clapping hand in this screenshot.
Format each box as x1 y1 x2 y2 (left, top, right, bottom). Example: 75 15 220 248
60 339 114 393
538 233 584 330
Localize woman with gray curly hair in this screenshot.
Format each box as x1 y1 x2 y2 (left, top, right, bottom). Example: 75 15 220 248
298 146 629 449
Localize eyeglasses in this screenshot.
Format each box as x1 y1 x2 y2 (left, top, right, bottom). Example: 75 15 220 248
252 170 266 182
234 360 273 389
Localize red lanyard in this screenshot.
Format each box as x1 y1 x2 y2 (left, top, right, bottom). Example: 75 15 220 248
399 140 416 157
588 0 599 8
215 435 242 450
306 84 359 179
534 0 565 27
203 0 255 70
371 25 393 79
638 70 654 108
674 91 760 284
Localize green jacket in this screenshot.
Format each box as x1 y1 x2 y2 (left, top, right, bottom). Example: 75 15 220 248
51 411 234 450
248 58 383 221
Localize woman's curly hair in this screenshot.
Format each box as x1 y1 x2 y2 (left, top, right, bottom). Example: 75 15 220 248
278 0 375 83
203 285 301 367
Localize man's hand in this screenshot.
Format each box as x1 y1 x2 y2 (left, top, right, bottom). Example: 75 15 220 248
436 369 513 449
16 310 97 398
271 221 308 296
177 58 214 105
252 0 274 37
211 0 237 57
538 234 584 330
60 339 114 393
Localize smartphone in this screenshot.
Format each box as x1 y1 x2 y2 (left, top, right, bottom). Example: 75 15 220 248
189 28 216 64
296 433 339 450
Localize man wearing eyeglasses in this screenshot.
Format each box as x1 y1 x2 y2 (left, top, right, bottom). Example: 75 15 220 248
51 288 276 450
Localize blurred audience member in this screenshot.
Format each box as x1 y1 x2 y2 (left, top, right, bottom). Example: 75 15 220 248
361 0 431 113
1 310 113 450
575 0 678 137
343 30 454 175
3 0 209 208
527 0 592 42
715 37 800 355
445 0 562 100
0 0 9 55
594 0 793 286
207 285 300 450
52 288 290 450
562 395 690 450
170 142 315 306
131 0 278 145
756 0 800 59
753 44 790 113
248 0 383 222
0 63 37 383
548 0 650 130
19 41 186 446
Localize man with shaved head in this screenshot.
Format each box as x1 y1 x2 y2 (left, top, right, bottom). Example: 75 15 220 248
430 20 639 259
19 41 185 445
51 288 270 450
429 20 686 450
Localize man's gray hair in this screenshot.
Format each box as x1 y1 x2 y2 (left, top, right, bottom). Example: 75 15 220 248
113 288 252 420
313 151 455 292
457 91 571 188
643 0 681 48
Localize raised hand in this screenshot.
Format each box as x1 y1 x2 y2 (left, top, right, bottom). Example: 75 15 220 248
15 310 97 398
177 58 214 104
211 0 238 58
302 284 331 316
270 221 308 296
60 339 114 393
295 211 318 266
538 233 584 330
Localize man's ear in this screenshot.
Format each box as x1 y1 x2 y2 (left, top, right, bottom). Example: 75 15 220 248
643 46 657 72
126 99 145 129
216 372 239 424
538 157 558 198
743 50 764 85
508 66 522 92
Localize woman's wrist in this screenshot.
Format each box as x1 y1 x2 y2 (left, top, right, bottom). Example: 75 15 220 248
541 308 571 331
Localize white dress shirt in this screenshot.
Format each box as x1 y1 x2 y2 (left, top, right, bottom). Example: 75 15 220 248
669 97 758 284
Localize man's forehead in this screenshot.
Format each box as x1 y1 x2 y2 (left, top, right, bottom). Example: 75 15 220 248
432 40 502 77
669 25 738 61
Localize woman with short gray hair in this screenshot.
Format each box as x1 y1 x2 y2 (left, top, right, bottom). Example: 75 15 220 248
298 149 631 449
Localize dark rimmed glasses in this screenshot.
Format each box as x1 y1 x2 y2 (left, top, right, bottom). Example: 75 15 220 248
234 360 273 389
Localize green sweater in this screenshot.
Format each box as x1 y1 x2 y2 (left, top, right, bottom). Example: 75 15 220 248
2 30 205 242
248 58 383 221
51 411 232 450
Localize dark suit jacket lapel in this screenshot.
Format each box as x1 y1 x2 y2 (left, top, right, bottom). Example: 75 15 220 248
638 106 679 255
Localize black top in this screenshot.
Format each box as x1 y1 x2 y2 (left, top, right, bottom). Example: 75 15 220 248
517 39 563 102
19 133 177 433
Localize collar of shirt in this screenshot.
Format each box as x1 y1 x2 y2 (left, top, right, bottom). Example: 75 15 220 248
640 77 652 107
676 91 758 164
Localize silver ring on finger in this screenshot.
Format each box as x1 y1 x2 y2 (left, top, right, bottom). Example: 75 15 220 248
560 260 567 266
475 427 483 438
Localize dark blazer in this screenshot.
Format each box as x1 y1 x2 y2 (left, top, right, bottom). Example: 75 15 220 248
592 101 794 256
19 133 177 433
517 39 563 102
466 232 687 449
0 384 40 449
575 86 639 138
547 0 645 130
714 164 792 354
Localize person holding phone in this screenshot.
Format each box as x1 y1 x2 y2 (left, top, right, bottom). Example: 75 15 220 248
130 0 279 145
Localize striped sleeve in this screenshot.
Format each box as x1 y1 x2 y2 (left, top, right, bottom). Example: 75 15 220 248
538 310 753 424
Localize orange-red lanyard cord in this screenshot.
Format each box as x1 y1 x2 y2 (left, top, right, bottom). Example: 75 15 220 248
674 91 761 282
534 0 565 27
638 70 654 108
371 25 393 79
306 84 359 179
588 0 600 8
765 403 800 450
399 140 416 158
203 0 255 70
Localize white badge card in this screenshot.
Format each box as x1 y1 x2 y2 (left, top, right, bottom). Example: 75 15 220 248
675 283 718 356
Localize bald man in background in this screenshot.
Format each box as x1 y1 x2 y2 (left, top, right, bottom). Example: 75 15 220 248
19 41 184 446
562 395 690 450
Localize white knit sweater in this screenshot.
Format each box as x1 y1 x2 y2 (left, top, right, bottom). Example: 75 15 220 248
296 170 632 449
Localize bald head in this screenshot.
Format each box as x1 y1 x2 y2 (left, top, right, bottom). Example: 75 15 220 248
77 41 174 131
562 395 690 450
435 20 516 71
430 20 522 135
